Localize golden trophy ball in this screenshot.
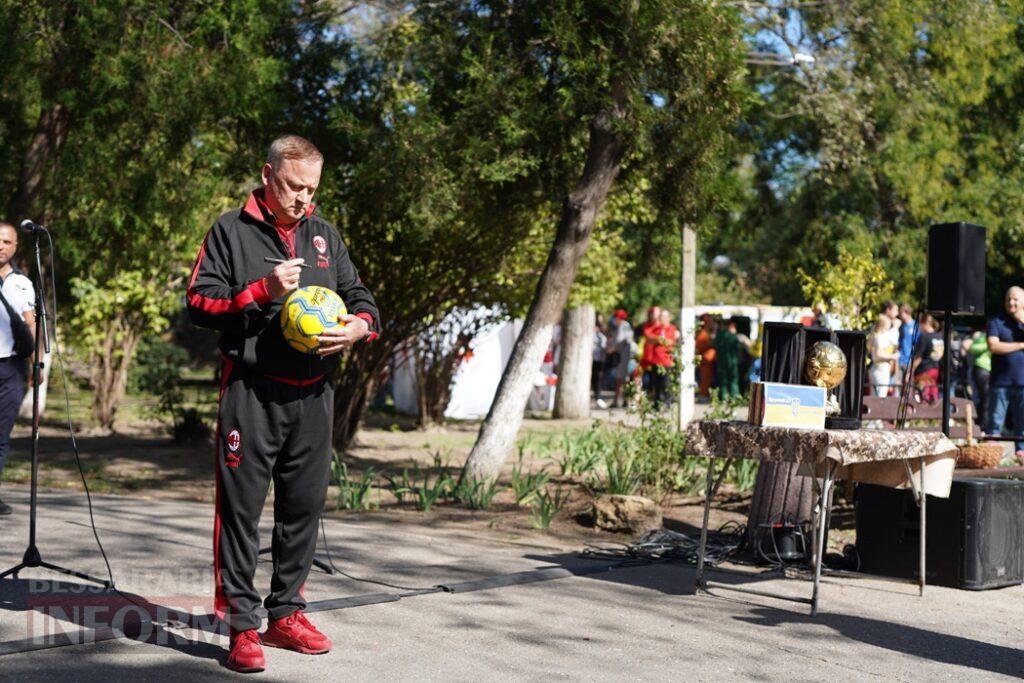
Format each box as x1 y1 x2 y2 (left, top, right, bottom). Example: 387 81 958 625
804 341 847 416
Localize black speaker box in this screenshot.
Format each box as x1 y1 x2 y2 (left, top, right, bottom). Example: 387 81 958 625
927 222 986 314
855 478 1024 590
760 322 865 429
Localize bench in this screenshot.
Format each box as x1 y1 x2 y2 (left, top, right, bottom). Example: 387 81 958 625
862 396 1024 479
861 395 983 439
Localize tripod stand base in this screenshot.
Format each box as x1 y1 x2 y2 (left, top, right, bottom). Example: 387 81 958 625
257 547 335 575
0 544 112 588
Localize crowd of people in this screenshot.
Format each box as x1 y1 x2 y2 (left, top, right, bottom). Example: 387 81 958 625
590 286 1024 461
865 290 1024 460
590 307 756 408
591 305 684 409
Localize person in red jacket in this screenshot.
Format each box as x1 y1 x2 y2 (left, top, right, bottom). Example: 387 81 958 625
187 135 379 673
641 306 678 407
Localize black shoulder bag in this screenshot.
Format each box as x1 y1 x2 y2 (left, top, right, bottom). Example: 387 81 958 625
0 286 35 359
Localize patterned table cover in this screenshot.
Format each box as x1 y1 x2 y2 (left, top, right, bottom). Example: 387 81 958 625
685 420 957 497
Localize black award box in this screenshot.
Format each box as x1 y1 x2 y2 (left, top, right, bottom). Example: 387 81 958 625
759 322 866 430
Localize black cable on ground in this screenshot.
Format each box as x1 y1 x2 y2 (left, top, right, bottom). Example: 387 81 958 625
578 523 748 568
317 514 446 593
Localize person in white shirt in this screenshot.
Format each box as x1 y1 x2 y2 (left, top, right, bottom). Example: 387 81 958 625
0 222 35 517
868 314 898 397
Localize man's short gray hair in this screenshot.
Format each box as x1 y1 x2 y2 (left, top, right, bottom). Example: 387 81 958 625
267 135 324 167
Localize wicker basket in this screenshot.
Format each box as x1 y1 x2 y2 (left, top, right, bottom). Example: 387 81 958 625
956 402 1004 469
956 443 1004 469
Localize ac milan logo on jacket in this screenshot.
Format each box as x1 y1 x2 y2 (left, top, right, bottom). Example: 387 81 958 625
313 236 327 254
227 429 241 452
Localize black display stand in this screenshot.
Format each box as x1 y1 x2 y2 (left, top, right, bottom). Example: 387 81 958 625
760 322 866 430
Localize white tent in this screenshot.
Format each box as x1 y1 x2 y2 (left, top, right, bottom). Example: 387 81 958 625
391 310 528 420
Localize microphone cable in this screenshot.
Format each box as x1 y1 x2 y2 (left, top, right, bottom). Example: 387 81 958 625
44 229 116 588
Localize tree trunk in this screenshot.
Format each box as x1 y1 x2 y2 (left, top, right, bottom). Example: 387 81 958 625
333 341 393 451
415 330 472 427
91 324 140 431
553 304 593 420
6 103 69 223
462 104 627 483
745 461 815 554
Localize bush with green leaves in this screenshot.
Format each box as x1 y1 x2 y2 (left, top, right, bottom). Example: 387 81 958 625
548 429 604 478
131 338 210 443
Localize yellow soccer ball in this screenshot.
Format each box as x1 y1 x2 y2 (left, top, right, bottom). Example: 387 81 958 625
280 286 347 354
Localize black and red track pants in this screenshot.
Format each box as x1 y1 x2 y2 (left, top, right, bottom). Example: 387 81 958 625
213 360 333 632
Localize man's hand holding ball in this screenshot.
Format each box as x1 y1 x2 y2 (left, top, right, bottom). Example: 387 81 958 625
317 314 369 356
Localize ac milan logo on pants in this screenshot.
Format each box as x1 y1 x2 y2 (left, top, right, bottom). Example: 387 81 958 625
226 429 242 468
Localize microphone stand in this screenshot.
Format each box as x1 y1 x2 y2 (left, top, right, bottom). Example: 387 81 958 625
0 227 111 588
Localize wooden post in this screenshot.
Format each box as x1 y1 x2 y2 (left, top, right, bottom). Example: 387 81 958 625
678 224 696 430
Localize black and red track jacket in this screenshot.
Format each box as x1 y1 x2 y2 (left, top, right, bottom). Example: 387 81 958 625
186 190 380 381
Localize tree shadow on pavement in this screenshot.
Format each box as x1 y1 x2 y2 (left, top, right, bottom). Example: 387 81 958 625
734 607 1024 679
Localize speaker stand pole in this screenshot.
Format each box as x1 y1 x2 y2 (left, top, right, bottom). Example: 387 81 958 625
0 229 111 589
941 310 953 438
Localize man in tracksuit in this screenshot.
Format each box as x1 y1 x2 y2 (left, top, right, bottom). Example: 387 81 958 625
187 135 379 673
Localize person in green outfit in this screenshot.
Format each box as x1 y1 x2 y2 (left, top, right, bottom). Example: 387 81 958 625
715 318 741 400
966 330 991 426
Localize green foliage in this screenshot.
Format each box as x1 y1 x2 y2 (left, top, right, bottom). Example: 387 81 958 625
510 456 552 507
0 1 311 423
330 454 378 511
452 476 500 510
72 271 173 350
717 0 1024 312
703 393 748 421
798 246 893 330
131 338 211 443
399 453 456 513
547 430 604 478
572 419 692 501
414 474 452 513
384 468 415 505
528 486 570 531
597 443 645 497
730 459 759 493
72 270 181 426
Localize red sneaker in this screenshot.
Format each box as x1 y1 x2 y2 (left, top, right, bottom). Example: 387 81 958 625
261 610 331 654
227 628 266 673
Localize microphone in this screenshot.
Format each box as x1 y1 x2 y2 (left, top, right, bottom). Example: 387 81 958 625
19 219 48 234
